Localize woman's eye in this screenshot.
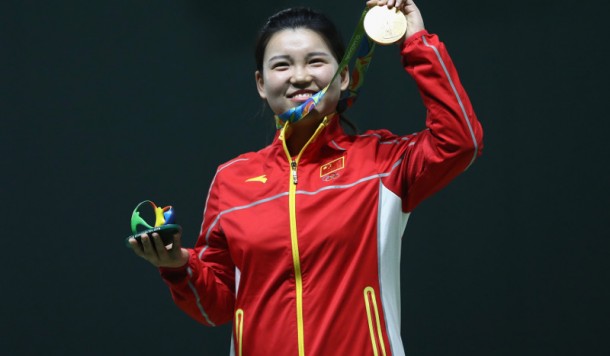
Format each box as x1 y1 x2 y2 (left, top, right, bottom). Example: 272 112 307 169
309 58 326 66
272 62 289 70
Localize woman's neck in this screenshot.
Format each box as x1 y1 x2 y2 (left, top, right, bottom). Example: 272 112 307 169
284 113 332 156
286 120 319 156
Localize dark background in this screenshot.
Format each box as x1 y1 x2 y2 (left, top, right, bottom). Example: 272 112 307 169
3 0 608 355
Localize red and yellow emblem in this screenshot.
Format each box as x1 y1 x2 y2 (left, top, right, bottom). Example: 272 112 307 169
320 156 345 177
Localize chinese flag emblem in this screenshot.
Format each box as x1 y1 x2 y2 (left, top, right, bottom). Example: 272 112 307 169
320 156 345 177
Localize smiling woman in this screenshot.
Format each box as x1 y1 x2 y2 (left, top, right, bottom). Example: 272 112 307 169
255 27 349 153
253 7 353 155
128 1 484 355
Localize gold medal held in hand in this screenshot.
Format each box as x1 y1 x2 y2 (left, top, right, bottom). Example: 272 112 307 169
363 6 408 45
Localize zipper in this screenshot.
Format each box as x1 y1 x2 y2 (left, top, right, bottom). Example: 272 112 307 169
280 117 330 356
291 160 298 184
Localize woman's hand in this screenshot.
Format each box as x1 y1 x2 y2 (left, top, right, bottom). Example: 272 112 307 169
366 0 425 40
129 229 189 268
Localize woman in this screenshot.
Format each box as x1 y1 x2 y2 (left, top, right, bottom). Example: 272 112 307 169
130 0 483 354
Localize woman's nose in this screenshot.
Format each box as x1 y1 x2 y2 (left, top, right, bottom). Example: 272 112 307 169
290 66 312 84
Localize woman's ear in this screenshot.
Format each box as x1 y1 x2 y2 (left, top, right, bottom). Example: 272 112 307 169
255 70 267 100
340 66 350 91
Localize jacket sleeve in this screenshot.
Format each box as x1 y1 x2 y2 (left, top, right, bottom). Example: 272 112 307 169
159 172 235 326
396 30 484 212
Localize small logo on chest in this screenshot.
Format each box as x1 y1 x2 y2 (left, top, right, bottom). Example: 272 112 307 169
245 175 267 183
320 156 345 181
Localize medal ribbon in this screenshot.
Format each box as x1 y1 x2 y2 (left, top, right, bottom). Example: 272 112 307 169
274 7 376 129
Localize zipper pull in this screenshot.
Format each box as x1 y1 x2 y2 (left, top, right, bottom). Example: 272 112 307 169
291 160 298 185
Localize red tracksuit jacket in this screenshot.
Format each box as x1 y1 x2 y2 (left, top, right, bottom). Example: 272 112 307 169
159 31 483 356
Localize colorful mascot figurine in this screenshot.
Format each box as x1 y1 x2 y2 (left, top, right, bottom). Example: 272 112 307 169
125 200 180 248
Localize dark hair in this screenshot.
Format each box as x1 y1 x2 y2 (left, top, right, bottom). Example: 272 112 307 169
254 7 345 72
254 7 358 133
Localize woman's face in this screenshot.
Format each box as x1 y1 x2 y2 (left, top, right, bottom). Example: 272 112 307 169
255 28 349 122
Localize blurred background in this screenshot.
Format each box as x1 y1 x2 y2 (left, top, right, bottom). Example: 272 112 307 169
3 0 608 355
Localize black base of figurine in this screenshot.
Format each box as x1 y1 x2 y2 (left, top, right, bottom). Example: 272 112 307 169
125 224 181 248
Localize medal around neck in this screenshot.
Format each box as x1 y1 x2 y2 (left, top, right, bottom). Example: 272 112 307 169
363 5 407 45
125 200 180 248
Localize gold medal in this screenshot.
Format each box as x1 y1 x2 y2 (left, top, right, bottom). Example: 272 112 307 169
363 6 407 45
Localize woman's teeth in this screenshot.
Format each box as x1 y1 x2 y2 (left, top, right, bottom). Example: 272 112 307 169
292 93 312 99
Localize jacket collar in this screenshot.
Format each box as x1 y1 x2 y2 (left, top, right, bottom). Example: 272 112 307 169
264 114 352 167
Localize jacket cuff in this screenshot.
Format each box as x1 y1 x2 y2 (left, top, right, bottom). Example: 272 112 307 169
400 29 430 51
158 250 193 283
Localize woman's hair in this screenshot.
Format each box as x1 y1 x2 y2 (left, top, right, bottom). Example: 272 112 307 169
254 7 345 72
254 7 358 133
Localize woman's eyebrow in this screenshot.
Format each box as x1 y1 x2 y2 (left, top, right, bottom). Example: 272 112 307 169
268 54 291 63
267 52 331 63
306 52 331 59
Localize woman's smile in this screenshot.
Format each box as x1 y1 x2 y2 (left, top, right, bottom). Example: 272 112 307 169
288 89 317 102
